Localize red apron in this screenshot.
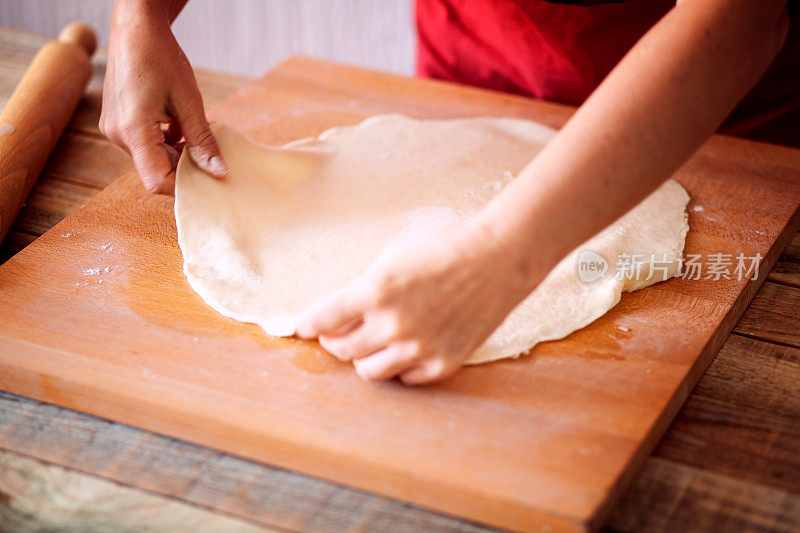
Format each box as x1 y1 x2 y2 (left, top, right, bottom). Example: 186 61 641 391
416 0 800 146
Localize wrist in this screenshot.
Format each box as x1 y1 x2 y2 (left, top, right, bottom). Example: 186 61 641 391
469 210 554 293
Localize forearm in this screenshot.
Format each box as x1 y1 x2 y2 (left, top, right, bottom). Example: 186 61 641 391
479 0 789 285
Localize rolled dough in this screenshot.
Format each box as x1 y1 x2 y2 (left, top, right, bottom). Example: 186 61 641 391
175 115 689 365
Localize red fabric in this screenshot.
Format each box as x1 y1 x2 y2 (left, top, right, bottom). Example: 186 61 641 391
416 0 800 146
416 0 673 105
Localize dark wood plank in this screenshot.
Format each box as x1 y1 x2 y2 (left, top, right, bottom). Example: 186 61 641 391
734 282 800 348
653 335 800 493
8 174 99 237
67 52 106 137
769 231 800 288
695 335 800 418
605 457 800 533
0 391 496 533
0 230 36 264
45 131 132 188
3 386 798 533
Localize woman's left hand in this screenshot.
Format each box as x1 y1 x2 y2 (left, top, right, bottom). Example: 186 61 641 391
294 219 539 385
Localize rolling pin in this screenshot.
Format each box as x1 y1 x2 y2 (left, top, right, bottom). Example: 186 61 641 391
0 22 96 243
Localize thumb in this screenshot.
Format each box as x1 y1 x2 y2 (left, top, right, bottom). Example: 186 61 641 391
173 88 229 179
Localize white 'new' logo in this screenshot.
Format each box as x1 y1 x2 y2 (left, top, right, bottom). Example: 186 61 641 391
577 249 608 283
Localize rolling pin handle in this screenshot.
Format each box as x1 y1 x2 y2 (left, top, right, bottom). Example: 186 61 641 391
58 22 97 57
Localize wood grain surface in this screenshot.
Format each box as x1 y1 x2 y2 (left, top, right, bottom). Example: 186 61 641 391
0 27 799 533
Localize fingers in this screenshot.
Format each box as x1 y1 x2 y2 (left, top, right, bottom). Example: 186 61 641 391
318 316 389 362
125 122 177 194
400 358 460 385
295 282 372 338
298 289 464 384
171 85 229 179
133 143 176 194
352 343 420 381
100 112 177 194
350 344 461 384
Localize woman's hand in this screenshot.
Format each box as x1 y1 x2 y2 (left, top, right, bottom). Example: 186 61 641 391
100 0 227 194
295 219 543 385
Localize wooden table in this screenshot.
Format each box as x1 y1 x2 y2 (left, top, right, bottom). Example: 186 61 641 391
0 26 798 532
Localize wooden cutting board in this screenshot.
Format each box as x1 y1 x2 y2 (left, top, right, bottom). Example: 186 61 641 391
1 57 799 533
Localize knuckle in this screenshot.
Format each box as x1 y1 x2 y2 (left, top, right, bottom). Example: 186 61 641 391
118 117 145 140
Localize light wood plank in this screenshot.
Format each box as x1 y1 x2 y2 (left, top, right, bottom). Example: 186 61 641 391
0 449 272 533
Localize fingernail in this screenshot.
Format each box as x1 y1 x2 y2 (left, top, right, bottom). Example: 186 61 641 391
209 155 229 178
143 181 160 194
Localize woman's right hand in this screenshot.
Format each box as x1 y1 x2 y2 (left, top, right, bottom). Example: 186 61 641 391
100 0 228 194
